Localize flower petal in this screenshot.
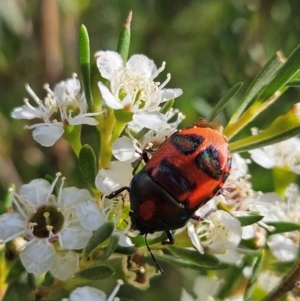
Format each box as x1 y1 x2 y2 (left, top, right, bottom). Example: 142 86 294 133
112 136 140 163
50 251 78 280
59 222 92 249
32 123 64 147
20 240 55 274
0 212 24 241
267 234 297 261
126 54 157 79
70 286 107 301
11 106 42 120
187 222 204 254
133 112 166 130
96 50 123 80
160 88 183 101
98 82 124 109
76 201 105 231
69 115 99 126
95 161 133 195
20 179 52 206
61 187 93 206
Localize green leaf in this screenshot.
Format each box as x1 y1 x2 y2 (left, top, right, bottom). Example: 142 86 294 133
208 82 243 121
43 271 55 287
5 258 25 284
157 253 229 270
84 222 115 256
79 24 94 112
117 11 132 62
285 79 300 86
114 245 137 255
236 215 264 227
0 184 14 214
265 221 300 235
76 264 115 280
229 103 300 153
225 45 300 140
62 124 82 156
229 52 284 124
168 245 220 268
79 144 97 190
244 250 264 301
101 234 120 260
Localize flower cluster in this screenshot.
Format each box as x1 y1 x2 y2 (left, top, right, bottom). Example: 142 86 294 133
11 75 101 147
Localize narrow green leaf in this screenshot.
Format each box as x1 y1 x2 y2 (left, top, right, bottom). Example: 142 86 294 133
285 79 300 86
228 52 283 125
168 245 219 267
229 103 300 153
79 144 97 190
160 99 175 114
0 184 14 214
101 234 120 260
79 24 94 112
266 221 300 235
117 11 132 62
236 215 264 227
208 82 243 121
76 264 115 280
225 45 300 140
157 253 229 270
5 258 25 284
85 222 115 256
244 250 264 301
259 44 300 102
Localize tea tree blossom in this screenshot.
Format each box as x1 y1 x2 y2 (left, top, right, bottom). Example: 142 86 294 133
96 51 182 130
249 135 300 173
11 75 101 146
187 210 242 255
0 173 104 279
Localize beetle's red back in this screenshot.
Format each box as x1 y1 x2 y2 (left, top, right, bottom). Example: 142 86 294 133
144 123 231 212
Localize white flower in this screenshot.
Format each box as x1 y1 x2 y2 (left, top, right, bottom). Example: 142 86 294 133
11 75 101 147
249 136 300 173
188 210 242 254
248 184 300 261
95 161 133 195
68 279 123 301
96 51 182 130
0 173 104 278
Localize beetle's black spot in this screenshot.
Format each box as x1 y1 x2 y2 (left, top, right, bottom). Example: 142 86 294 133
195 146 222 180
151 158 196 198
222 172 230 183
171 134 204 155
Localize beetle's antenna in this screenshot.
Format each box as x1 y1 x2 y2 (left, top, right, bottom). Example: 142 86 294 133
145 234 164 275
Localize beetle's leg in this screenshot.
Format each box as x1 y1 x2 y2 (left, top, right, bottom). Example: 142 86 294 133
107 186 130 199
161 230 175 245
132 148 156 175
192 208 216 221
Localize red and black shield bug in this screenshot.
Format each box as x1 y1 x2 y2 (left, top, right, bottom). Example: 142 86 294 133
109 118 232 245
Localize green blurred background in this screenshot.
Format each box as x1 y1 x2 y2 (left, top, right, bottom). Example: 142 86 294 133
0 1 300 299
